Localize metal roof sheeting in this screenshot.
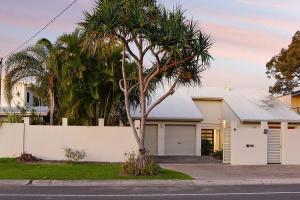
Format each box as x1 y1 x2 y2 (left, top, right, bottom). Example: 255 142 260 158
133 87 300 123
194 87 300 123
132 89 203 122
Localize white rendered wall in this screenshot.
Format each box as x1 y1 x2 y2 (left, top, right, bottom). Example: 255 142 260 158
231 122 267 165
194 100 222 124
0 118 138 162
281 124 300 165
0 123 24 157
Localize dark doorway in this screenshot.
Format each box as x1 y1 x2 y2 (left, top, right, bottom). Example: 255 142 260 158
201 129 214 155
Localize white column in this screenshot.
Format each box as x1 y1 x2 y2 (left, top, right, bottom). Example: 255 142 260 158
62 118 68 126
261 121 269 165
261 121 268 130
98 118 104 126
195 123 202 156
157 123 165 156
23 117 30 126
230 121 238 163
281 121 288 164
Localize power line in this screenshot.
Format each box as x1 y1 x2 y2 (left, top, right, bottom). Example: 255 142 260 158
1 0 78 60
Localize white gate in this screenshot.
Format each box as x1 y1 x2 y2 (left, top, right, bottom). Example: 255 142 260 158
267 129 281 164
223 128 231 163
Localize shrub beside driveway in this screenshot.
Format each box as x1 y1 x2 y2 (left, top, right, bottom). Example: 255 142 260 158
0 158 192 180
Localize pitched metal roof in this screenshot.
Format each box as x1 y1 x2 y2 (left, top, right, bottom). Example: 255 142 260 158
132 89 203 122
133 87 300 123
193 87 300 123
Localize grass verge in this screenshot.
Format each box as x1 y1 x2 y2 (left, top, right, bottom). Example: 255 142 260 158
0 158 192 180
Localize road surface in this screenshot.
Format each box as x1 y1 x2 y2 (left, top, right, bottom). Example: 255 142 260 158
0 184 300 199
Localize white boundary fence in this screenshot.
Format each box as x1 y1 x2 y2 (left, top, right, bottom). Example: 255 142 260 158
0 118 138 162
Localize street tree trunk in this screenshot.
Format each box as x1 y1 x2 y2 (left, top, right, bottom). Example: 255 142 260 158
119 38 184 163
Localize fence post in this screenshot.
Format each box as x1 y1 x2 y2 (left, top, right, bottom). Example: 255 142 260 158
62 118 68 126
261 121 268 130
98 118 104 126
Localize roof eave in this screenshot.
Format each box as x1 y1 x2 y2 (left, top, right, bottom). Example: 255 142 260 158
242 119 300 124
132 116 203 122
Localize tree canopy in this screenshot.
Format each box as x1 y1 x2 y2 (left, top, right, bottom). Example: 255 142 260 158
266 31 300 94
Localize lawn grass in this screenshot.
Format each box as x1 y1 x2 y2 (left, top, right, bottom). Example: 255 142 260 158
0 158 192 180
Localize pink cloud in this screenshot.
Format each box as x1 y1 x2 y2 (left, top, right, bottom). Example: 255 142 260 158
190 6 299 34
235 0 299 10
201 68 272 89
198 22 290 63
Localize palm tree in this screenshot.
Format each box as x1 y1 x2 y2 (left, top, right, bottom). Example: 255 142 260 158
4 39 59 125
55 29 141 125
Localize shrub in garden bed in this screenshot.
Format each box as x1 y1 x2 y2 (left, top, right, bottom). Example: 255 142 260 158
213 150 223 160
120 151 161 176
17 153 40 162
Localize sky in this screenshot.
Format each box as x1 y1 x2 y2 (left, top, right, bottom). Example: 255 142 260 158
1 0 300 90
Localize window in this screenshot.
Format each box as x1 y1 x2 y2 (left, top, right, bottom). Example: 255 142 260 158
26 92 30 103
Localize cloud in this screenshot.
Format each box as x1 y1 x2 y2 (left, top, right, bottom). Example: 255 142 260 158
201 68 272 89
190 6 299 34
0 0 92 32
198 21 290 64
235 0 298 9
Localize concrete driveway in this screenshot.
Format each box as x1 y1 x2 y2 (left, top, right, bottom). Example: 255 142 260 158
161 164 300 180
156 156 222 164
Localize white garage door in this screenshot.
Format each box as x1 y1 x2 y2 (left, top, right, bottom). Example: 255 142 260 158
165 125 196 155
144 125 158 155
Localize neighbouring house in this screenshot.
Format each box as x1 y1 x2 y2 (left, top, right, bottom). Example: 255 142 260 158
276 88 300 114
0 79 48 119
134 87 300 165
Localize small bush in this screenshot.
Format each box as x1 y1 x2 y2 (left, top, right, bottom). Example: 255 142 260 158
120 151 161 176
7 112 23 123
213 150 223 160
64 147 86 163
17 153 39 162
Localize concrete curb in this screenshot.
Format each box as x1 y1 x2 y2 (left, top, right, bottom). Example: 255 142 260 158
0 180 31 186
2 179 300 187
31 180 194 187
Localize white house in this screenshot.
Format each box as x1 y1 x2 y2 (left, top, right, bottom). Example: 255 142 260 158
136 87 300 165
0 79 48 117
1 87 300 165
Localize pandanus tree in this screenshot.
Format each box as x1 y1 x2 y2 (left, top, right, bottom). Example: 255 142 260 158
80 0 212 158
4 39 59 125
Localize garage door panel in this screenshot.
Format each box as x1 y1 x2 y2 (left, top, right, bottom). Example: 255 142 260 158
144 125 158 155
165 125 195 155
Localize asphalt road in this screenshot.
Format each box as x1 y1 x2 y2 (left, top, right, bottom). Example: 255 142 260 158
1 184 300 200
